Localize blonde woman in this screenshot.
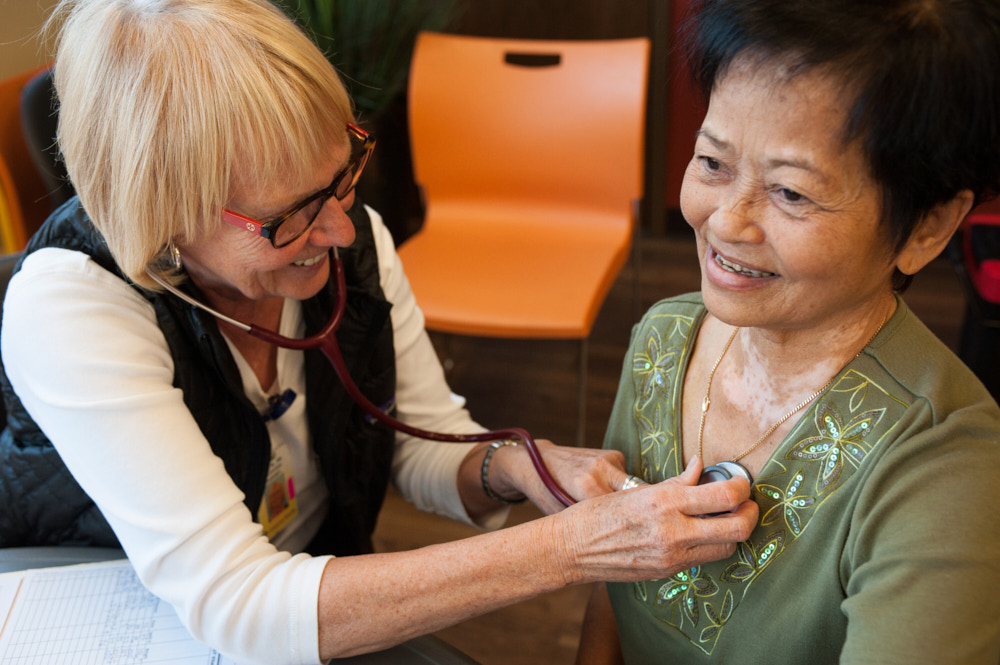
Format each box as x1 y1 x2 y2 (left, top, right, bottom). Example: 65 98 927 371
0 1 757 663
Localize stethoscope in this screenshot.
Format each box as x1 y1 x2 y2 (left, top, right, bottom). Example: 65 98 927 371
147 248 577 507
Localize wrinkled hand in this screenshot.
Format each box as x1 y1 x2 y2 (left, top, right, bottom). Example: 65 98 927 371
489 439 633 514
546 456 759 584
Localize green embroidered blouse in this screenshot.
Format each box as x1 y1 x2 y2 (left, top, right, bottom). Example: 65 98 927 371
603 293 1000 664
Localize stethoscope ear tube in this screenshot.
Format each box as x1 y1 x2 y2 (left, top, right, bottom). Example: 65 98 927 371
147 249 577 507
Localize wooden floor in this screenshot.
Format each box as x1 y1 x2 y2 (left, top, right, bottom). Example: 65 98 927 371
370 231 969 665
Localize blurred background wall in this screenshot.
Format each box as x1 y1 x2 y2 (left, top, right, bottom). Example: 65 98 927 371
1 0 704 244
0 1 59 80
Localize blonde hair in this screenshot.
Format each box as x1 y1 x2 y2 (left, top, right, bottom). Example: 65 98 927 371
45 0 354 289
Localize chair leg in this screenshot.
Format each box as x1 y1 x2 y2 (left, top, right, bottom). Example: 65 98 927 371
576 337 588 446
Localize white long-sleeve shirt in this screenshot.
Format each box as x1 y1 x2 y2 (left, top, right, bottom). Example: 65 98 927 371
1 206 497 664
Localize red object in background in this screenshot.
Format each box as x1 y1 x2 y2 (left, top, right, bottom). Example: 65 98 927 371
975 198 1000 217
962 213 1000 304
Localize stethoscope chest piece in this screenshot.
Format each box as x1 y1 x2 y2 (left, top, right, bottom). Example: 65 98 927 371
698 461 754 518
699 460 753 486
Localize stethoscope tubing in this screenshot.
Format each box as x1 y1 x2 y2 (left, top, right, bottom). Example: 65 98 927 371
147 249 576 507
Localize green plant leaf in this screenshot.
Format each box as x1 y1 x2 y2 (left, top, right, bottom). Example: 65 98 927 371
273 0 459 120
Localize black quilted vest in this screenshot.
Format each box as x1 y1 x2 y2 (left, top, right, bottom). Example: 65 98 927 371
0 197 397 556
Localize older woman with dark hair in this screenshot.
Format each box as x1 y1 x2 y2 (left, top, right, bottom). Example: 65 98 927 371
0 0 760 663
578 0 1000 663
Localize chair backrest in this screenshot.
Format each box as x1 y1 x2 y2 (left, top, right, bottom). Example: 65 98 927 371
20 67 74 211
0 65 56 253
408 32 649 224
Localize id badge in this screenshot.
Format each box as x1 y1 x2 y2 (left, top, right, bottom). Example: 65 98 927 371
258 446 298 540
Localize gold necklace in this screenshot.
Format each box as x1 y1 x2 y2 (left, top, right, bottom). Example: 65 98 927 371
697 313 889 465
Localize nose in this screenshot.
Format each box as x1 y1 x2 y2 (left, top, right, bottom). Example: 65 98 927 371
307 192 357 248
711 184 766 245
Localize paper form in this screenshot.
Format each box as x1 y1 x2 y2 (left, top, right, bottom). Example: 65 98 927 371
0 561 238 665
0 574 23 633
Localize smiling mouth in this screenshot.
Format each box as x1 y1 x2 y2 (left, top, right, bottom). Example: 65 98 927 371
714 253 776 278
293 253 326 267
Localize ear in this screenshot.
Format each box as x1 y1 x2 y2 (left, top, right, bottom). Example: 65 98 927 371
895 190 975 276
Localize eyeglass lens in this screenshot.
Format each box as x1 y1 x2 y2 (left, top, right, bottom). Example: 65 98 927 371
271 138 370 247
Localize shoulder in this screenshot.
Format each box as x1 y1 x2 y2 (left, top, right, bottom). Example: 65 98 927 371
364 204 396 269
6 247 146 315
639 291 706 324
826 299 1000 526
627 291 706 349
2 247 162 364
871 298 999 423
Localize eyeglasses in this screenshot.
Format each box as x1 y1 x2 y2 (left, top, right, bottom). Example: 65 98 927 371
221 123 375 248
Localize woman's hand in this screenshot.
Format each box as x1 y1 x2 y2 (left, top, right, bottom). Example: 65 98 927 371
322 455 756 658
478 438 633 514
547 456 759 584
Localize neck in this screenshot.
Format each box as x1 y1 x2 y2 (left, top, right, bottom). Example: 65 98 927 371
181 269 285 333
708 295 895 447
216 302 284 392
733 295 895 386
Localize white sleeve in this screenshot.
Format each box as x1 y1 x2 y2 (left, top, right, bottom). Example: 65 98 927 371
0 249 329 665
367 206 506 529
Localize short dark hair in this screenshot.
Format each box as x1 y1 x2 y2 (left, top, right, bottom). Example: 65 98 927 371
682 0 1000 291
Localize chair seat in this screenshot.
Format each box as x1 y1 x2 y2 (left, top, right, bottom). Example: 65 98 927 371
398 207 631 338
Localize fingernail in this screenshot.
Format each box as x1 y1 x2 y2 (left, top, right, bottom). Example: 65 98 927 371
686 455 700 470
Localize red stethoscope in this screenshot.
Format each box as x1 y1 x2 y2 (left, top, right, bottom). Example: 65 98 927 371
147 248 576 507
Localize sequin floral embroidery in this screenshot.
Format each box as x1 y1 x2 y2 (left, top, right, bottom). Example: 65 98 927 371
626 312 901 655
654 566 718 627
630 315 694 475
756 468 816 536
788 374 886 493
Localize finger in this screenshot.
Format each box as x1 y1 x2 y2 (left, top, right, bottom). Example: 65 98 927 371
548 448 631 497
681 541 742 568
604 449 627 471
678 476 754 517
518 445 625 510
693 498 759 544
566 450 628 494
676 455 704 485
633 456 700 497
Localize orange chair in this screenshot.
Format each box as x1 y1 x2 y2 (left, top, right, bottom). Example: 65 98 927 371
398 32 649 443
0 65 54 254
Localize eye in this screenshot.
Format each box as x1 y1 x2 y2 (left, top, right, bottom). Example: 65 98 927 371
772 186 814 207
700 156 722 173
778 187 804 203
770 185 818 218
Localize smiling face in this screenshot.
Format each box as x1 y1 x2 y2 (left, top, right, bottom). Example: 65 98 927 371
681 59 900 336
177 135 357 315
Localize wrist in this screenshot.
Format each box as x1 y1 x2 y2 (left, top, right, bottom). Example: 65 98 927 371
481 440 528 504
539 510 585 587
